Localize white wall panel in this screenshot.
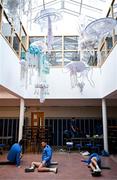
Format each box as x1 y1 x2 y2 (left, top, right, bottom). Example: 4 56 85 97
100 45 117 97
0 35 24 97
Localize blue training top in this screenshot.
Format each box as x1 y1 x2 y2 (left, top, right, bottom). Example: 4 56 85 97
7 143 22 167
42 145 52 166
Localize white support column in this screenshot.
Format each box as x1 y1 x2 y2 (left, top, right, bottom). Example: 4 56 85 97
102 98 109 153
18 98 25 142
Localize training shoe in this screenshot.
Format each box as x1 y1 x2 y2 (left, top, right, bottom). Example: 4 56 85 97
25 167 35 173
94 168 101 173
55 167 58 174
50 162 58 165
92 171 101 177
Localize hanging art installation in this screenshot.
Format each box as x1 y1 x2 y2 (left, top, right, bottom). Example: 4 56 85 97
65 17 117 92
20 41 50 103
34 2 62 53
65 61 94 93
4 1 117 96
77 15 97 66
83 17 117 65
84 17 117 40
19 1 62 103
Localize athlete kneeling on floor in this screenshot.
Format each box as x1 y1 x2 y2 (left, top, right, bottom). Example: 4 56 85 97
25 141 58 174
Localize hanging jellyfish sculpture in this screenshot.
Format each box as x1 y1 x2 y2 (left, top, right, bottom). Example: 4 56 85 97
20 41 50 103
65 61 94 93
34 7 62 53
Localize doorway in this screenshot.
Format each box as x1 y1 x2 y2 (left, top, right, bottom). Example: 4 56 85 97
31 112 44 127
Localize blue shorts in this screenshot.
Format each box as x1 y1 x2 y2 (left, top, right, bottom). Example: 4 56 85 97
88 153 101 167
42 161 50 167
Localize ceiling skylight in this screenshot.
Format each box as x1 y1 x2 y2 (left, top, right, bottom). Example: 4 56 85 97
3 0 111 35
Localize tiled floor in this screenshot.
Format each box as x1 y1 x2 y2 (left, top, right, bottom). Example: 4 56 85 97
0 152 117 180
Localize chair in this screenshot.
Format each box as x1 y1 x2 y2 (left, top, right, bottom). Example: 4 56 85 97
85 143 93 153
66 142 73 153
95 144 102 154
0 144 5 155
75 144 82 152
86 143 99 153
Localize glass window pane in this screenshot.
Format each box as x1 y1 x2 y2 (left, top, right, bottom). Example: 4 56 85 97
114 26 117 43
64 36 78 50
1 12 12 43
13 33 20 56
21 46 26 59
28 35 97 67
106 37 113 52
21 26 27 48
52 36 62 50
0 4 2 24
100 43 106 64
13 17 20 34
47 51 62 66
29 36 45 45
86 51 97 66
64 51 80 64
113 2 117 19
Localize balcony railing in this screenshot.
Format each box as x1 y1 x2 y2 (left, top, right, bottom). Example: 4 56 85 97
0 2 28 60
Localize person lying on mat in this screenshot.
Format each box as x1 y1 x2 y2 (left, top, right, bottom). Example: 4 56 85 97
26 141 58 173
81 153 101 173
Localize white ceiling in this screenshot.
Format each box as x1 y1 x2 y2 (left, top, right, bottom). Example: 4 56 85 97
0 86 20 99
0 85 117 107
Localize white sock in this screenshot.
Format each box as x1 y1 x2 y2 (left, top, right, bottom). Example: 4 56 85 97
49 168 56 173
96 165 101 171
30 164 35 169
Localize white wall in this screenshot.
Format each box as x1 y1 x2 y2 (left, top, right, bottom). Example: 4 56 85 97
23 66 102 99
100 45 117 97
0 35 24 97
45 67 101 99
